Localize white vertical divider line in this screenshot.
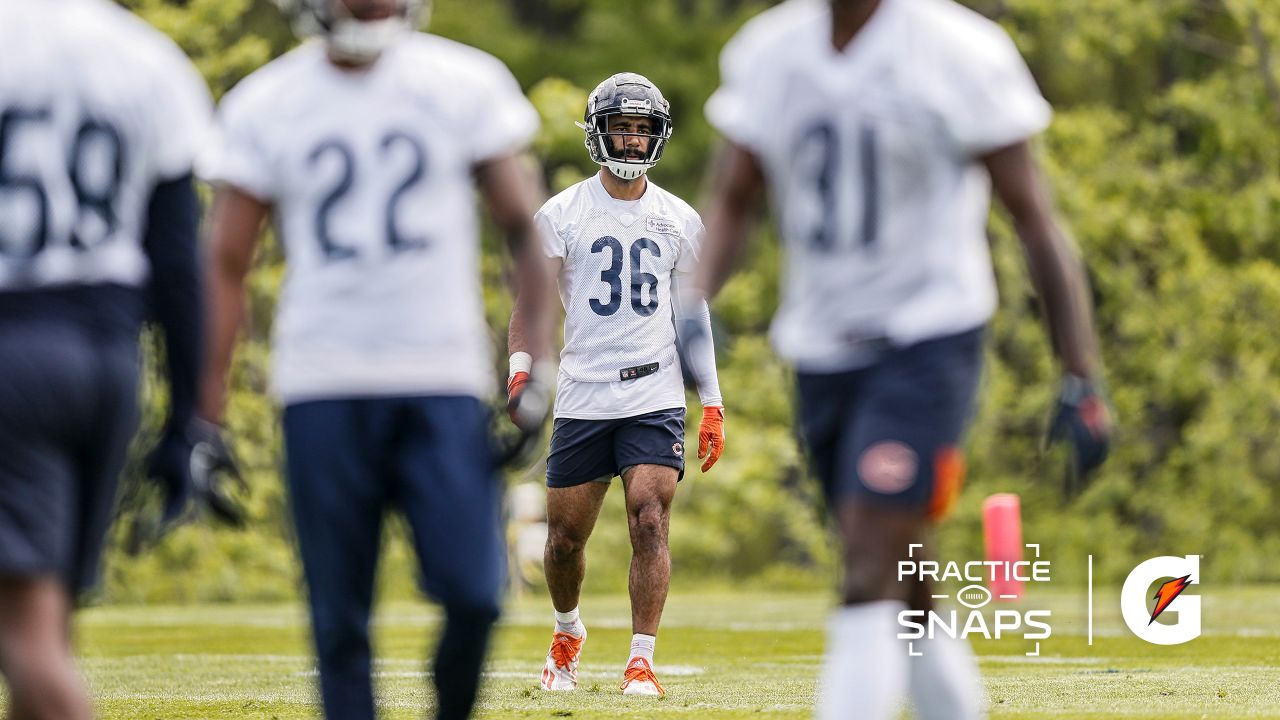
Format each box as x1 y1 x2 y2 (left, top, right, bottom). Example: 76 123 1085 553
1088 554 1094 647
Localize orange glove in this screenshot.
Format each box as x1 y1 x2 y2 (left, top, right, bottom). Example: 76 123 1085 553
698 406 725 472
507 370 529 425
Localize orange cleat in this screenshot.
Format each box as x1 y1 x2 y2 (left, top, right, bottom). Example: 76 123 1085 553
619 655 664 696
539 628 585 691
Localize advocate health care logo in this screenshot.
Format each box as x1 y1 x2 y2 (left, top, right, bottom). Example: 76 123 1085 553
896 543 1053 656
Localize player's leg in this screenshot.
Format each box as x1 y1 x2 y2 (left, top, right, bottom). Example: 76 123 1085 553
394 396 506 720
545 481 610 616
0 578 89 720
538 418 616 690
616 463 676 696
613 408 684 696
0 326 131 720
875 332 986 720
819 501 921 720
905 545 984 720
283 400 388 720
620 463 677 635
801 328 985 720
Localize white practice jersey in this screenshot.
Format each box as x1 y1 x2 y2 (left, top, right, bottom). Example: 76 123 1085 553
0 0 210 291
539 175 706 419
706 0 1051 372
201 35 538 403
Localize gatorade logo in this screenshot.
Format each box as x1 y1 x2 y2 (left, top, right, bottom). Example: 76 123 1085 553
1121 555 1201 645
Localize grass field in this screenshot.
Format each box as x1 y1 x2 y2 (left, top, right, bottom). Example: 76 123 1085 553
34 586 1280 718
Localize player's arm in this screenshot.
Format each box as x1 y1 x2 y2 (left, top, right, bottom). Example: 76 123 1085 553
671 141 765 471
985 141 1098 377
672 274 725 472
475 153 558 430
984 141 1112 483
140 173 203 522
691 142 767 300
143 173 202 441
198 184 268 423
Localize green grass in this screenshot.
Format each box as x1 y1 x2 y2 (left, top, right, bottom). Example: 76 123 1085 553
28 587 1280 718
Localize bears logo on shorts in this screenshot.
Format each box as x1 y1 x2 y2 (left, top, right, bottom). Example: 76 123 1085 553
858 441 918 494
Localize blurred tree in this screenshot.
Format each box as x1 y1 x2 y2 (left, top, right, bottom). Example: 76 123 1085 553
103 0 1280 603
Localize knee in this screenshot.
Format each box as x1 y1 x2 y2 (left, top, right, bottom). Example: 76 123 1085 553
545 527 588 563
628 502 668 550
310 605 370 666
839 560 901 606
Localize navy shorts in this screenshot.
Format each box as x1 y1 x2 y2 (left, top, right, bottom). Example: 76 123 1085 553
795 327 984 520
0 322 138 593
546 408 686 488
282 396 506 613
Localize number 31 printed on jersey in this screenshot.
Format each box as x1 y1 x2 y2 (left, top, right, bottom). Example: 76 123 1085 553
795 118 879 253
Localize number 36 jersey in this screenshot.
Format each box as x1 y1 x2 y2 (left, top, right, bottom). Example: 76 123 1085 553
0 0 209 291
201 36 537 403
539 175 702 387
706 0 1051 372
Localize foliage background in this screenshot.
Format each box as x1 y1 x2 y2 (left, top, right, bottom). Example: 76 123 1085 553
105 0 1280 603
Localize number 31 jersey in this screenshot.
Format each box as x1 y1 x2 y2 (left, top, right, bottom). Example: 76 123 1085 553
706 0 1051 372
201 36 537 403
0 0 209 291
539 175 702 385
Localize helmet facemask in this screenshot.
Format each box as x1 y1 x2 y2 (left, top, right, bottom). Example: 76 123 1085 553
281 0 429 64
577 74 673 181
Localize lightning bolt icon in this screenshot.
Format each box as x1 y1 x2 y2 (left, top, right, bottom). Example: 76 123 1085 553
1149 574 1193 625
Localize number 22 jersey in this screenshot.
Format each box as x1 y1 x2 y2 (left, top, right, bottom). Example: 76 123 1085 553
201 35 538 403
706 0 1051 372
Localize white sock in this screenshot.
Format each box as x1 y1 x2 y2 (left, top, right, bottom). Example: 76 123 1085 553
629 633 656 663
908 633 986 720
817 601 909 720
555 607 583 637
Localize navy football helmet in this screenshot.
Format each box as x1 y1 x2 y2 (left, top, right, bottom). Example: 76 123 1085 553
577 73 673 180
278 0 428 63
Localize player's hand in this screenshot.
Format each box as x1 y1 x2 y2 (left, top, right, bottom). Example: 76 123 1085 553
698 406 726 472
507 359 551 433
188 418 248 526
1045 375 1112 497
143 418 246 526
145 426 196 525
507 369 531 423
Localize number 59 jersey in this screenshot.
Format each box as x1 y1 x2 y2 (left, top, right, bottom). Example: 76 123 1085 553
707 0 1051 372
539 175 703 384
201 36 538 403
0 0 210 291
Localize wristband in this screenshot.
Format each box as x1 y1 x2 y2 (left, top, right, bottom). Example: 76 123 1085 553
509 351 533 379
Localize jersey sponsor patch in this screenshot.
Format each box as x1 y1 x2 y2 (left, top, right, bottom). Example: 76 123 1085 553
645 215 680 236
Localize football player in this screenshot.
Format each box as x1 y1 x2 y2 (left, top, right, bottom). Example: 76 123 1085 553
0 2 211 717
507 72 726 697
686 1 1113 718
197 1 557 718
